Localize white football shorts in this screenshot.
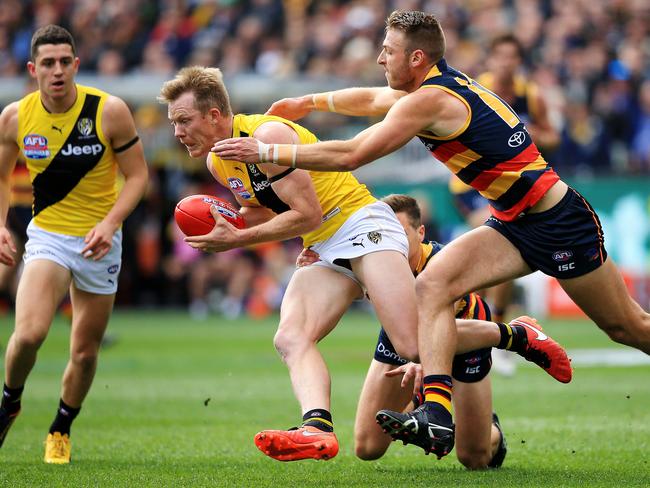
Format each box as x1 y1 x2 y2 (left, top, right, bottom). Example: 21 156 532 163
309 201 408 288
24 221 122 295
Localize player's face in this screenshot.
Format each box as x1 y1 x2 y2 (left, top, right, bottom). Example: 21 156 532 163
168 92 217 158
28 44 79 101
377 29 416 91
395 211 425 273
489 43 521 80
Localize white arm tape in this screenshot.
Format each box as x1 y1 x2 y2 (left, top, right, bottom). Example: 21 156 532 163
258 141 270 162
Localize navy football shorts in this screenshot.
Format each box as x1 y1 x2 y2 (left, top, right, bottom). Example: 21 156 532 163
374 295 493 383
485 187 607 279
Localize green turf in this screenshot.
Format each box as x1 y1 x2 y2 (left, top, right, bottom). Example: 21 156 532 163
0 311 648 487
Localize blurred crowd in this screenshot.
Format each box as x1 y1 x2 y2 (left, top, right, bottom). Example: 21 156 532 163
0 0 649 317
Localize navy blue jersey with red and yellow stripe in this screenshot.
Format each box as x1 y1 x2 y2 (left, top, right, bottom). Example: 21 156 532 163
418 59 559 221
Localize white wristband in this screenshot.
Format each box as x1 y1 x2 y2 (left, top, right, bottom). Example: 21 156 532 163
258 141 270 162
327 92 336 112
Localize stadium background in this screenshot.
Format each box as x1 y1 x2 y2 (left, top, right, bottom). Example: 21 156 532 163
0 0 649 319
0 3 649 486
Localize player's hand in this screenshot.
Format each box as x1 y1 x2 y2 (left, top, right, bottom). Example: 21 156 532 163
385 361 423 396
211 137 263 164
184 205 242 252
296 248 321 267
82 220 117 261
0 226 17 266
265 97 312 121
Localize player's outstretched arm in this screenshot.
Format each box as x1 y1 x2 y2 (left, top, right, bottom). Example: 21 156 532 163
0 103 20 265
82 95 148 260
214 89 438 171
266 87 407 120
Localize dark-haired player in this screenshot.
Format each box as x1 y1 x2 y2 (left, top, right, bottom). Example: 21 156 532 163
0 24 148 463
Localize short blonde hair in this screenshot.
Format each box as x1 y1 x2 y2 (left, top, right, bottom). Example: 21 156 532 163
158 66 232 116
386 10 445 63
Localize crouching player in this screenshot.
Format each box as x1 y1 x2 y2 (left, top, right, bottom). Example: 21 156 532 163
300 194 572 468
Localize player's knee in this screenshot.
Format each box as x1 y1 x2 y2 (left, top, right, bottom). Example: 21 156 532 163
273 325 308 360
354 434 388 460
391 339 418 362
13 329 47 351
415 275 455 306
456 445 492 470
70 348 99 370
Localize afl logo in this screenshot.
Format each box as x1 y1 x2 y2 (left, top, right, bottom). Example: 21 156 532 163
77 118 94 136
227 177 251 199
508 131 526 148
23 134 50 159
552 250 573 262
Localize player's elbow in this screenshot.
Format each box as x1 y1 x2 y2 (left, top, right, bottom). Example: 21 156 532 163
339 153 366 171
304 211 322 231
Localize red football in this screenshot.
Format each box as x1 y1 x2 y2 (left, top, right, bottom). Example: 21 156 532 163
174 194 246 236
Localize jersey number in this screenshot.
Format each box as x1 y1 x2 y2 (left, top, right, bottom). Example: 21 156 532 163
455 77 520 128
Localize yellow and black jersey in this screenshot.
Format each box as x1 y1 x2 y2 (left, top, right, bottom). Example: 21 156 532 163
418 59 559 221
208 113 376 247
16 84 118 236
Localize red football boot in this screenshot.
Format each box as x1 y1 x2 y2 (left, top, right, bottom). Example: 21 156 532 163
509 316 573 383
254 425 339 462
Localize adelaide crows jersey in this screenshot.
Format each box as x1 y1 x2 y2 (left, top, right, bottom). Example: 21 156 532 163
419 59 559 221
16 85 118 236
209 114 376 247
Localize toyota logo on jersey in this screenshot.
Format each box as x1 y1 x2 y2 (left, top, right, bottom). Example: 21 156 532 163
508 131 526 147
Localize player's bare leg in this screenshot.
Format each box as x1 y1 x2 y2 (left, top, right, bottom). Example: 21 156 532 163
351 250 419 361
1 260 70 448
254 265 361 461
560 258 650 353
453 377 504 469
354 360 412 460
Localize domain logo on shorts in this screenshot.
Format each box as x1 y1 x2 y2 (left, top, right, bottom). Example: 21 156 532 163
23 134 50 159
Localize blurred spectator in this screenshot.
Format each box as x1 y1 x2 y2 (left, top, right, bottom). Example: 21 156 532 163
630 80 650 172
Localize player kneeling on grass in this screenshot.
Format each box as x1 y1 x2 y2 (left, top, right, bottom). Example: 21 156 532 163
298 194 571 468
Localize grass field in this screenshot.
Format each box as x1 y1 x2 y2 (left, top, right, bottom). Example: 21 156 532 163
0 310 649 487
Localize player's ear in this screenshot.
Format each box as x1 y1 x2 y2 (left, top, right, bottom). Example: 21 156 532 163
417 224 425 242
208 107 221 125
410 49 426 67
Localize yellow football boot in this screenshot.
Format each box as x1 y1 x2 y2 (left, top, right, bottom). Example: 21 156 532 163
44 432 71 464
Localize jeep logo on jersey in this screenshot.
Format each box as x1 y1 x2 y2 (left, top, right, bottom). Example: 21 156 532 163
508 131 526 147
23 134 50 159
61 143 104 157
77 117 94 136
552 250 573 262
